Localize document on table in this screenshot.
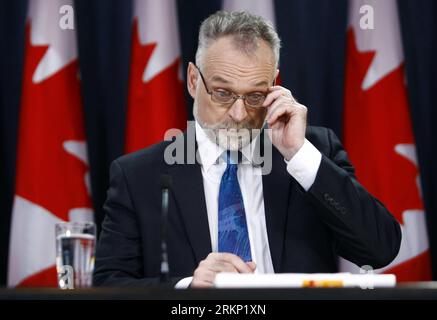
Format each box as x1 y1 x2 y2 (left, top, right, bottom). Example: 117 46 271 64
214 273 396 288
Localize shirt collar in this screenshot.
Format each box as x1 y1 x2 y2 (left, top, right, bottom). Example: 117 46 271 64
195 121 259 172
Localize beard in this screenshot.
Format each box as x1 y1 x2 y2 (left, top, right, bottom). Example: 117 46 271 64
193 101 261 151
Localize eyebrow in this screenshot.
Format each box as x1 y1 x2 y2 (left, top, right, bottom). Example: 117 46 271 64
210 75 231 84
253 80 270 87
210 76 270 88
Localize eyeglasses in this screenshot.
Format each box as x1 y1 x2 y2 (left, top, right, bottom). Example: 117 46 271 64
196 65 270 109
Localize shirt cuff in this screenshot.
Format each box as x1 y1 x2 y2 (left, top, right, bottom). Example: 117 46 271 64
174 276 193 289
285 139 322 191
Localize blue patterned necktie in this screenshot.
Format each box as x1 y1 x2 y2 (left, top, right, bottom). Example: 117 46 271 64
218 151 252 262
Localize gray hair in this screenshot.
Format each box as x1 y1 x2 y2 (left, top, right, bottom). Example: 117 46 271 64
195 10 281 69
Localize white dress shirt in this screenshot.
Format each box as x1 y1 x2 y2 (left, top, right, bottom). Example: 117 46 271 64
175 122 322 288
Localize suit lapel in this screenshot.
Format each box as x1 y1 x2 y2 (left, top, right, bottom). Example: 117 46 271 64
262 146 292 272
167 131 212 265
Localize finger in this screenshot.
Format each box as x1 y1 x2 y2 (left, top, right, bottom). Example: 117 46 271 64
211 261 239 273
193 268 216 285
268 106 293 126
207 252 253 273
267 102 293 126
263 88 286 107
217 253 254 273
198 257 215 270
203 253 237 272
190 278 214 288
264 86 295 103
194 265 215 278
269 86 295 100
247 262 257 271
266 95 290 119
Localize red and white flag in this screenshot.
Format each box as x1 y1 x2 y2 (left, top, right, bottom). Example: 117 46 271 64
125 0 187 153
342 0 431 280
8 0 93 287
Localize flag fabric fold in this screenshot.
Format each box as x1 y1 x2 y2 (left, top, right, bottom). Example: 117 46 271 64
7 0 93 287
341 0 431 281
125 0 187 153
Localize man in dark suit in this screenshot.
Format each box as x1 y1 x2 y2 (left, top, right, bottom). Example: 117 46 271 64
93 11 401 288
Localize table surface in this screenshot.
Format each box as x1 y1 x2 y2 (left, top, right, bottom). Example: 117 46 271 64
1 282 437 300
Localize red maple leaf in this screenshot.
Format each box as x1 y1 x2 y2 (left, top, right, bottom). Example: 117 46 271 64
343 29 431 280
125 20 187 153
344 29 423 222
15 24 92 221
13 24 92 287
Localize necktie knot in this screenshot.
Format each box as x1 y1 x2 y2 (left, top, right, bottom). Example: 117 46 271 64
222 150 242 165
221 151 241 180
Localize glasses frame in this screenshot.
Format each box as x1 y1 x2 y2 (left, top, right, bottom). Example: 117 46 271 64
195 65 274 109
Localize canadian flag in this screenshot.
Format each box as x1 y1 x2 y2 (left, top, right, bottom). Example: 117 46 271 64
341 0 431 280
7 0 93 287
124 0 187 153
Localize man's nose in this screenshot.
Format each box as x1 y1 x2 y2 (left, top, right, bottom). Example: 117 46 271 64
227 98 248 122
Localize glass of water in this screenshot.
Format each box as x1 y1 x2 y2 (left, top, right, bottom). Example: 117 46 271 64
55 222 96 289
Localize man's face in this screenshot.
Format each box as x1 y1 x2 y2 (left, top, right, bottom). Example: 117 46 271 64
187 36 277 150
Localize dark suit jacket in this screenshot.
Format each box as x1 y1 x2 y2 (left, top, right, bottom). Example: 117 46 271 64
93 126 401 287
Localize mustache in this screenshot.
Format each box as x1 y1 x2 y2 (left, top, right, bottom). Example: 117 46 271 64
206 119 255 131
193 101 262 131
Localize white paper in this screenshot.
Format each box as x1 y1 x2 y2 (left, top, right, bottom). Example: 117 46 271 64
214 273 396 288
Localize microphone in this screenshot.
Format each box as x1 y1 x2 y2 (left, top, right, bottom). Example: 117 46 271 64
160 174 172 283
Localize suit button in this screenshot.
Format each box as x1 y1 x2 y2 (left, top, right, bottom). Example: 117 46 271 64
340 208 347 215
324 193 330 201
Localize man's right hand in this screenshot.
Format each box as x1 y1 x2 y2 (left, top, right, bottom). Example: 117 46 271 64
190 252 256 288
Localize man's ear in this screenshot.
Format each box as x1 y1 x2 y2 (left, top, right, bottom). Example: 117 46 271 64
274 69 280 84
187 62 198 99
